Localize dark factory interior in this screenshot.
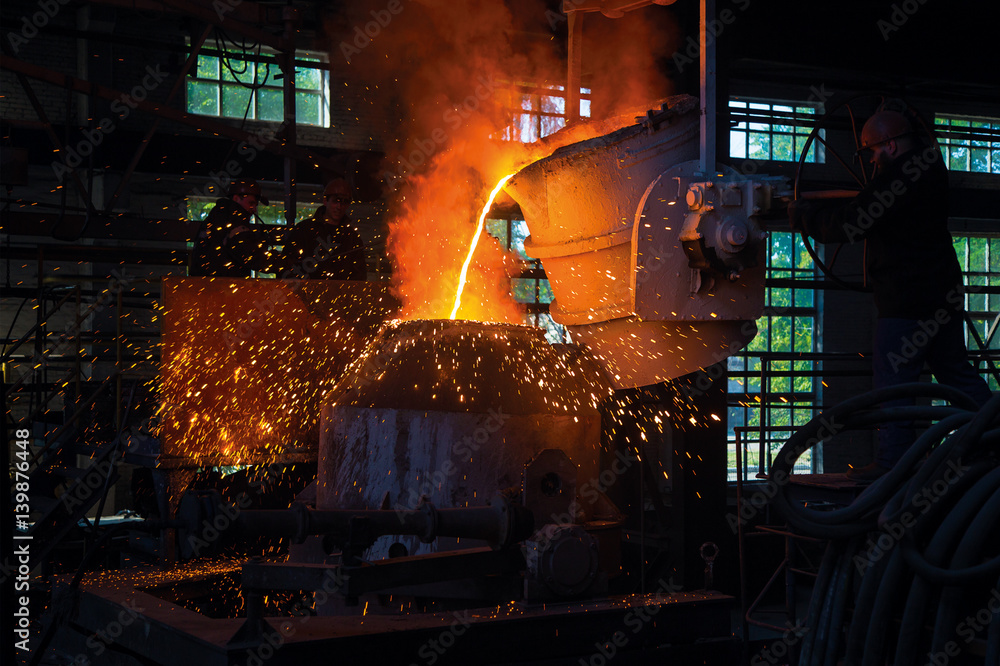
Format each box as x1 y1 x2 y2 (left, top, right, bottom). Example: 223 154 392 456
3 1 999 664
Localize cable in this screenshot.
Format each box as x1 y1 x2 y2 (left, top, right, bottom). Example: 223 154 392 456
769 382 1000 665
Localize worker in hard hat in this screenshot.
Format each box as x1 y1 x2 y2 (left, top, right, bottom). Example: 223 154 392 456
789 109 992 481
279 176 367 281
190 180 271 277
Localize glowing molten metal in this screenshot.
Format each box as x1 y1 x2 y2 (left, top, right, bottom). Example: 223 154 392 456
450 173 516 320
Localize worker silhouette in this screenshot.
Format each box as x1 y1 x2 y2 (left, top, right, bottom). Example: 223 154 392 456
279 176 367 281
190 181 270 277
789 109 992 480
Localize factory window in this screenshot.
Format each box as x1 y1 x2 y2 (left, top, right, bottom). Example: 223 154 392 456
935 115 1000 174
729 99 823 163
186 198 318 227
186 44 330 127
501 84 591 143
186 197 319 277
952 235 1000 390
486 215 567 342
727 231 819 481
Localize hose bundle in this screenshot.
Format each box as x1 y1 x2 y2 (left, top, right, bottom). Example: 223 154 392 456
766 383 1000 665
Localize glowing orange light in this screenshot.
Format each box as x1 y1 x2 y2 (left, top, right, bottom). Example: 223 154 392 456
449 173 516 320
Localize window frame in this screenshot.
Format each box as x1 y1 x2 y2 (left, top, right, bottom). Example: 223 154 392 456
727 230 821 481
186 44 331 128
501 82 592 143
934 113 1000 174
729 97 825 164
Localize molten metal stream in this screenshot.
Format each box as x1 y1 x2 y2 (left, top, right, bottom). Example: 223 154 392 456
449 173 516 319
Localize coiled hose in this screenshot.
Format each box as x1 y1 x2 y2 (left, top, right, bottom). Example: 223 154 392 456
763 383 1000 665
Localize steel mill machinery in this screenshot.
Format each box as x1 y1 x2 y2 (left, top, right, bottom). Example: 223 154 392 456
38 92 789 665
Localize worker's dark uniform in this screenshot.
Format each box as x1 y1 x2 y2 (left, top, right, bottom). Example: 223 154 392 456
189 198 266 277
279 207 367 280
792 144 991 467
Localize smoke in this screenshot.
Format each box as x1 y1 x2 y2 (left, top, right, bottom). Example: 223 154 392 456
324 0 680 323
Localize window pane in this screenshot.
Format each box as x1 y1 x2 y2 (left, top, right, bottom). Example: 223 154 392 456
486 217 508 244
541 95 564 115
295 91 321 125
511 220 531 260
749 133 770 160
538 280 554 304
511 278 538 303
196 55 219 79
187 80 219 116
257 88 283 122
517 114 539 143
772 135 794 161
730 131 747 158
541 115 565 137
296 66 321 90
221 84 253 118
221 59 254 84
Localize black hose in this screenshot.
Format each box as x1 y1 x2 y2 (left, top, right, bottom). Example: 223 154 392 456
892 465 1000 665
986 576 1000 666
797 540 842 666
843 532 895 664
820 537 857 666
809 544 846 666
861 546 909 666
772 404 974 537
901 518 1000 584
769 381 999 665
932 485 1000 656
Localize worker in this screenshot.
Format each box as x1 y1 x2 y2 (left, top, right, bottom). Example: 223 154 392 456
189 180 270 277
788 109 992 481
279 176 367 281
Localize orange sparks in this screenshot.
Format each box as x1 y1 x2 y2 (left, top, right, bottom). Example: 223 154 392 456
450 173 516 320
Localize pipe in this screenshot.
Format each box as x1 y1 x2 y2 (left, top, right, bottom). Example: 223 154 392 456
797 540 840 666
234 497 534 551
843 535 893 664
931 486 1000 656
769 382 1000 664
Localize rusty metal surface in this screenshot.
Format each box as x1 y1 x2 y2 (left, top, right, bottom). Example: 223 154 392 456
158 278 398 462
59 565 736 665
318 320 609 560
